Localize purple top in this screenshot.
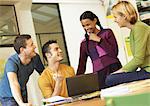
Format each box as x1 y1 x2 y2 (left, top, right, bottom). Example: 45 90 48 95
77 29 120 74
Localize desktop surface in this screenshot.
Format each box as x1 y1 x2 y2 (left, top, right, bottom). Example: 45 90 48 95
59 97 105 106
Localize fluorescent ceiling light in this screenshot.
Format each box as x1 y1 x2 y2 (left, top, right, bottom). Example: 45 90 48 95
32 12 52 22
37 6 58 16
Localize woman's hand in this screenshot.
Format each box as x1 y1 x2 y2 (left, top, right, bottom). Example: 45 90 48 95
112 69 125 74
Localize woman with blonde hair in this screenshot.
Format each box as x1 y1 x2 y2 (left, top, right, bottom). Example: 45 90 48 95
105 1 150 87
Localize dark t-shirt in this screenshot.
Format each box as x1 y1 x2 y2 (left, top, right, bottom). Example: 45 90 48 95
0 53 44 98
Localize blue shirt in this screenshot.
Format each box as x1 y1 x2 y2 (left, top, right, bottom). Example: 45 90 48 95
0 53 44 98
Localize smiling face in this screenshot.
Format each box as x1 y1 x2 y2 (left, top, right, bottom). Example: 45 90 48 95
112 11 127 28
81 18 97 34
48 43 63 62
23 38 36 58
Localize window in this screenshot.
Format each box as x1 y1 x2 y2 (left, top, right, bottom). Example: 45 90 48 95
0 5 19 47
31 3 70 65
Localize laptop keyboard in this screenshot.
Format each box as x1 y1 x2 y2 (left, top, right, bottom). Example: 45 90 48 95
71 91 101 102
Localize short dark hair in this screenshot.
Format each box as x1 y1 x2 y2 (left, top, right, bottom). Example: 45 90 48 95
14 34 31 54
80 11 103 30
42 40 57 61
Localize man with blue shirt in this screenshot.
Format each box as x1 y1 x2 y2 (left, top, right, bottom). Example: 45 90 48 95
0 34 44 106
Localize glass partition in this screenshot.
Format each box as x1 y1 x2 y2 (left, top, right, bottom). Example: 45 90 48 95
31 3 70 65
0 5 19 47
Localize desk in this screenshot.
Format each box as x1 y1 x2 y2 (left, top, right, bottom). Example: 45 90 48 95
46 80 150 106
60 79 150 106
59 98 105 106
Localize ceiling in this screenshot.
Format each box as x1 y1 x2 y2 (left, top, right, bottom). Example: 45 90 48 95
31 4 61 33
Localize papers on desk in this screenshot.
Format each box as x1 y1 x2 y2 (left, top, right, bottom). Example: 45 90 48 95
42 96 72 106
42 91 101 106
101 86 131 97
101 79 150 98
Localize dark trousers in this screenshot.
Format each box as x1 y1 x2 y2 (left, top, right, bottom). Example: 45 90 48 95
105 69 150 87
97 62 122 89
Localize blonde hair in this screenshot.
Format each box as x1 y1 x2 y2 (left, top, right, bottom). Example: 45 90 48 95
112 1 138 24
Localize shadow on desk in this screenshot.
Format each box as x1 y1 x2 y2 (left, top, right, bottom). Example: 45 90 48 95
59 98 105 106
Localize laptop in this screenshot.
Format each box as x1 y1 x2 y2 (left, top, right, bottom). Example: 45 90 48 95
66 73 101 101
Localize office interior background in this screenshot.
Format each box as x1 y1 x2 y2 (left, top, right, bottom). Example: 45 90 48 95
0 0 149 105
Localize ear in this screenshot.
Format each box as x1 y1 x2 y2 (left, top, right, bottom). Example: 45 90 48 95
20 47 24 54
94 18 97 24
45 53 51 58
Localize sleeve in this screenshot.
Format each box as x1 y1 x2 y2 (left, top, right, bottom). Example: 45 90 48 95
123 26 150 72
98 29 119 57
68 66 75 77
38 75 53 98
76 42 88 75
33 54 45 74
5 58 18 73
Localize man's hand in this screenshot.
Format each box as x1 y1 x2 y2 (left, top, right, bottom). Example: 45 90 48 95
51 73 64 96
53 73 64 83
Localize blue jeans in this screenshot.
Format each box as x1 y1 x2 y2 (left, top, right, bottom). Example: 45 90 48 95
105 69 150 87
0 97 18 106
0 96 27 106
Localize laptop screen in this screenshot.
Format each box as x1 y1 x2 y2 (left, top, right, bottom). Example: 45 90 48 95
66 73 100 97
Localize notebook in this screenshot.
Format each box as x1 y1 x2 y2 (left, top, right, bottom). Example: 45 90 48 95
66 73 100 101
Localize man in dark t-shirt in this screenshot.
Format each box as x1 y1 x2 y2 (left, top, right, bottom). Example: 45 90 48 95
0 34 44 106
